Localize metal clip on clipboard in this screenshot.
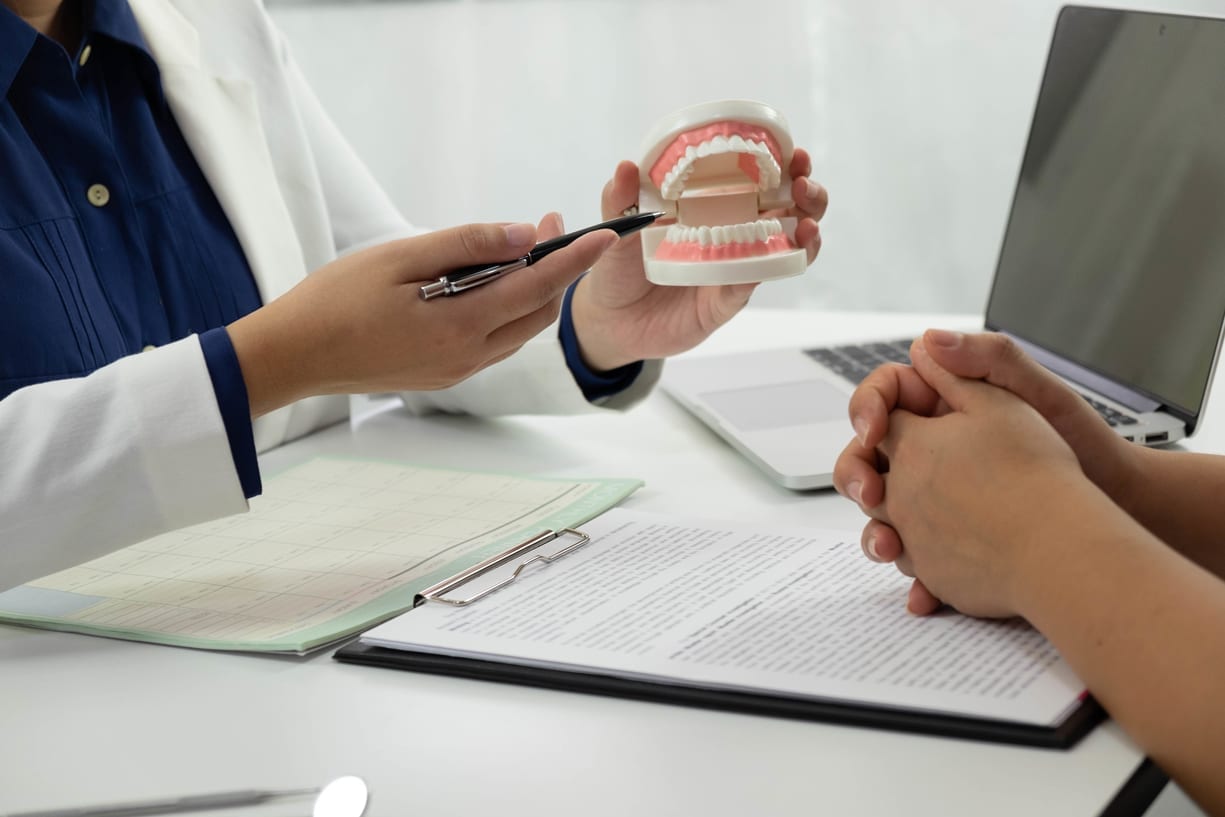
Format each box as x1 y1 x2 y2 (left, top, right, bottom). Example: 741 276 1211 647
414 528 591 608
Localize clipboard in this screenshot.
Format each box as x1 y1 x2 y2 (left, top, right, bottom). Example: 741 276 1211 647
333 512 1107 750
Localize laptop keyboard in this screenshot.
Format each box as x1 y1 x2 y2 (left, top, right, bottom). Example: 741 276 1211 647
804 340 1139 428
1080 395 1137 426
804 340 914 385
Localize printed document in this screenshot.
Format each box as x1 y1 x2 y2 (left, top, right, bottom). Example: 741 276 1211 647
362 508 1086 726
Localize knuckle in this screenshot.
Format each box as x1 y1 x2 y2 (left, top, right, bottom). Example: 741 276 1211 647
832 452 858 495
993 333 1022 363
457 224 495 259
532 279 566 312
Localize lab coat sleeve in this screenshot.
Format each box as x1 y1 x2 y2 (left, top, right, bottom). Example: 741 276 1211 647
0 337 247 592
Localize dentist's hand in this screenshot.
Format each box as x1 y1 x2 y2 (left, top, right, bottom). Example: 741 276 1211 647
569 153 828 373
228 216 617 417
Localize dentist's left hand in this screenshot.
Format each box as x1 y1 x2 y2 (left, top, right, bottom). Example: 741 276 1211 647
569 152 828 373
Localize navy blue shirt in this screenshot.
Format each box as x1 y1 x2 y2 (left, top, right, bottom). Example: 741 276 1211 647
0 1 639 502
0 0 262 496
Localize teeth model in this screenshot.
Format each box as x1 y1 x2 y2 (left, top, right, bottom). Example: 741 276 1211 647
636 100 808 286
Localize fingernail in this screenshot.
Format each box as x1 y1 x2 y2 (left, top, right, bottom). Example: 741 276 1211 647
866 534 881 561
852 415 869 446
847 480 863 506
554 213 565 232
805 179 822 200
927 329 962 348
504 223 535 247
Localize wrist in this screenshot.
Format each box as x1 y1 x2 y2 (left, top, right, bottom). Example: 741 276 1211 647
1102 439 1152 517
569 277 636 372
226 302 320 417
1006 474 1122 620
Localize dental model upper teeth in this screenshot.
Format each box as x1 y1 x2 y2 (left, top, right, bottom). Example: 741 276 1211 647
651 126 783 201
636 100 808 285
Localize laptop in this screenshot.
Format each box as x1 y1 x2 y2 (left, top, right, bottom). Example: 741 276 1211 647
662 5 1225 490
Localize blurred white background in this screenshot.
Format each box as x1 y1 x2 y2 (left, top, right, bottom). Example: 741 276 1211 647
269 0 1225 318
266 2 1220 813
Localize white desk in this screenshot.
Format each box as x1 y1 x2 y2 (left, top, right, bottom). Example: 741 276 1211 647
2 309 1199 816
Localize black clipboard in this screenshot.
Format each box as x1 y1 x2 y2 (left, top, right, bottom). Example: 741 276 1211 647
334 640 1105 749
333 524 1106 750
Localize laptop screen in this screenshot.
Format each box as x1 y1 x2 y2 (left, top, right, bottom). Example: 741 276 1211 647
985 7 1225 417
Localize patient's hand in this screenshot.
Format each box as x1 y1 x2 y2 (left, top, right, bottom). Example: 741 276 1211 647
838 339 1088 618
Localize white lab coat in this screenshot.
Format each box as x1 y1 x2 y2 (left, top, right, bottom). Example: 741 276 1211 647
0 0 660 592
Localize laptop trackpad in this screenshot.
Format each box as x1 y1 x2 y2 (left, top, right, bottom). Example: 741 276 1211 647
700 380 849 432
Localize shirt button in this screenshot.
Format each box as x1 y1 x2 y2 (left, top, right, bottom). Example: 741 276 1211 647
87 184 110 207
78 44 92 67
142 344 156 352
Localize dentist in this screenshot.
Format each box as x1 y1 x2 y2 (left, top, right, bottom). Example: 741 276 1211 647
0 0 829 590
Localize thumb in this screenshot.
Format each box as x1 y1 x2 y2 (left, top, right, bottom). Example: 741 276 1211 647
602 160 640 220
908 338 989 413
920 329 1077 417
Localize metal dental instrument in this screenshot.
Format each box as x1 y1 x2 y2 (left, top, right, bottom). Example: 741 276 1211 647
3 775 370 817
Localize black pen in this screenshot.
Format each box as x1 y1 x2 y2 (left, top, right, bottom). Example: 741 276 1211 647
419 211 665 300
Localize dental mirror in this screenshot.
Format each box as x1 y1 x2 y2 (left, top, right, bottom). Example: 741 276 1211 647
312 776 369 817
1 776 369 817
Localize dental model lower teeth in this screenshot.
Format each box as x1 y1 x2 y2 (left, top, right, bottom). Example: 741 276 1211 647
637 100 808 286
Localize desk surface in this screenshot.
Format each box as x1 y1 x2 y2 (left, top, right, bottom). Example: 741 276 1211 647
2 309 1195 816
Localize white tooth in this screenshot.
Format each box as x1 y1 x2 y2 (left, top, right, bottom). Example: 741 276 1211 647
754 221 769 241
737 224 754 243
666 225 683 242
663 157 694 199
684 226 697 243
685 145 698 160
729 135 748 153
757 156 780 188
710 135 730 154
696 141 713 158
714 226 729 245
697 226 711 247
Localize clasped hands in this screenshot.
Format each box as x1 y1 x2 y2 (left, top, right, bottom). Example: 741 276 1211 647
832 329 1142 620
229 151 827 418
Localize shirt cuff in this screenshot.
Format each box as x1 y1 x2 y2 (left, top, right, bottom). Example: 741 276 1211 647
559 279 644 401
199 327 261 499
